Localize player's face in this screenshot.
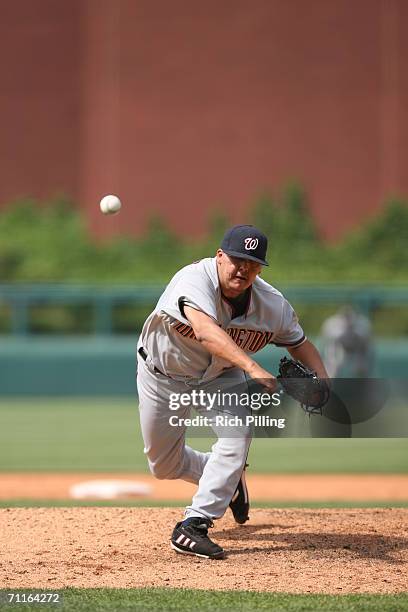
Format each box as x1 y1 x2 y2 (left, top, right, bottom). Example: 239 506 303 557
216 250 262 297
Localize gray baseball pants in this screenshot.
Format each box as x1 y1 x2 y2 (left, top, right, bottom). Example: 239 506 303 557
136 354 252 521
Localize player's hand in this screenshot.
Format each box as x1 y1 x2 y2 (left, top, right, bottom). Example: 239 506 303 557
246 363 278 392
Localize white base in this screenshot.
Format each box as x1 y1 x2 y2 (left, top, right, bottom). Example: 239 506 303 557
69 479 152 500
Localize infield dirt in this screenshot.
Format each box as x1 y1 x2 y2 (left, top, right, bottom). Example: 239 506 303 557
1 473 408 502
1 507 407 594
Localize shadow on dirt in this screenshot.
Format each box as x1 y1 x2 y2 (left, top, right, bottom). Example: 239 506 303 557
218 523 407 563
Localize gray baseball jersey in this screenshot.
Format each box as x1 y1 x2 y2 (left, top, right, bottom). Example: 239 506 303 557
138 257 305 382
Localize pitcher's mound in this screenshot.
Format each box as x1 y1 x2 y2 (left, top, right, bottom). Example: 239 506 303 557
1 507 407 593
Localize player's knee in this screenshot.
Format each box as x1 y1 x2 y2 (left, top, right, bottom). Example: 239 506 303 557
148 460 180 480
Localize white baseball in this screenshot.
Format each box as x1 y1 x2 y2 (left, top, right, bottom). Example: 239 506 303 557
100 194 122 215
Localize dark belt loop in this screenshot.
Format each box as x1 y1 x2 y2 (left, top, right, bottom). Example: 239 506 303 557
138 347 148 361
138 347 164 376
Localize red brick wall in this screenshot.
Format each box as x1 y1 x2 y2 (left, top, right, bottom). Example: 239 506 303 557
0 1 82 203
0 0 406 240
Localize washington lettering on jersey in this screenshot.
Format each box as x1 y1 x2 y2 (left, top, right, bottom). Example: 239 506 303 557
173 321 275 353
226 328 274 352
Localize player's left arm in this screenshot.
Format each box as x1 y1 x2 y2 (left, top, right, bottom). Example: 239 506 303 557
287 339 329 380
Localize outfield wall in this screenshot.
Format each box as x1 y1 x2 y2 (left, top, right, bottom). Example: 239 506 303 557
0 336 406 396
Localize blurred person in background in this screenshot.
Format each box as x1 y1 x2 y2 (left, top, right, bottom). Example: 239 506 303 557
320 305 374 377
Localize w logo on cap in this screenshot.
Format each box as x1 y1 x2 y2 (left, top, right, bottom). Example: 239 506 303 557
220 225 269 266
244 237 259 250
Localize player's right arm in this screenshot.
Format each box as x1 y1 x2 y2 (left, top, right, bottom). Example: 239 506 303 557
184 305 277 391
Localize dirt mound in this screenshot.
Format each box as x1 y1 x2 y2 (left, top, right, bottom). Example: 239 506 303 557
1 508 407 593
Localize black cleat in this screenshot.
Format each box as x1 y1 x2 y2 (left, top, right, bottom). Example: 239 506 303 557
171 518 225 559
229 465 249 524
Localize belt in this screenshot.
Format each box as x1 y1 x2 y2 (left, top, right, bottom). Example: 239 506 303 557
138 347 165 376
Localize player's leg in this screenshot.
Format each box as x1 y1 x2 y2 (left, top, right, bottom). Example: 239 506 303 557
184 368 252 521
137 356 210 483
171 370 250 558
184 433 251 521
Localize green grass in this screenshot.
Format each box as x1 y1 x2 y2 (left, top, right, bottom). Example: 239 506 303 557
0 589 407 611
0 399 407 473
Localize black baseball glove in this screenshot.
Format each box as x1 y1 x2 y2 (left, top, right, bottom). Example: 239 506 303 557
277 356 330 415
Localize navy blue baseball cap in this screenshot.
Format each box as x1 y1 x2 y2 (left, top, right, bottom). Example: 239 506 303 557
220 225 269 266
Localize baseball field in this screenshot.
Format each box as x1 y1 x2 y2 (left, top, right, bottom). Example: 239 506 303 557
0 398 407 611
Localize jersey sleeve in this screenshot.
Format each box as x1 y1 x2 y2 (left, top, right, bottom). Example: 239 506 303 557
160 271 218 325
272 299 306 348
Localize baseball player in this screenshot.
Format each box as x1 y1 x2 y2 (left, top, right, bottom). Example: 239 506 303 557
320 305 373 377
136 225 328 559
